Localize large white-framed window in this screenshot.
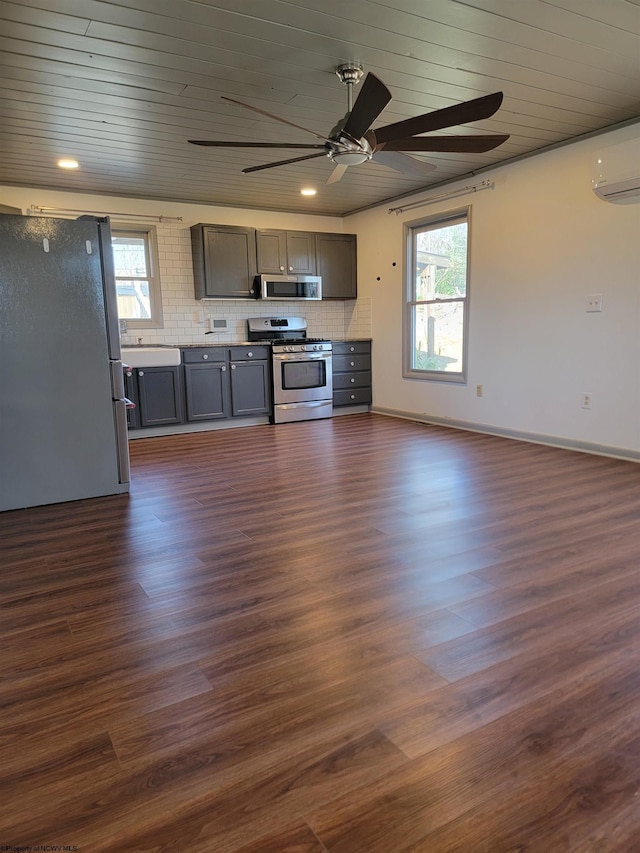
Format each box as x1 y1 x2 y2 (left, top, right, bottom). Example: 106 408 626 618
404 207 470 382
112 227 163 328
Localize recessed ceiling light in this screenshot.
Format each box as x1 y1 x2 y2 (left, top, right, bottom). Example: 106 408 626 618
300 187 317 196
58 158 79 169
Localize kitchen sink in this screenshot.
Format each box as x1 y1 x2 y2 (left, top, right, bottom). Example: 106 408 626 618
121 347 181 367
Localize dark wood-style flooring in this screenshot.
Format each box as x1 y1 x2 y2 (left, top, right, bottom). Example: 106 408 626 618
2 413 640 851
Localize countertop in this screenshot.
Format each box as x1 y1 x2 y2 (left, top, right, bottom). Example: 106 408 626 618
123 338 372 348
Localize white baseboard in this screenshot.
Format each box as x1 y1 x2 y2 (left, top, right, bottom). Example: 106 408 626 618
372 406 640 463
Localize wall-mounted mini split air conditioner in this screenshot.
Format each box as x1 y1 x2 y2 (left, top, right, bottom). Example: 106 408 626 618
592 137 640 204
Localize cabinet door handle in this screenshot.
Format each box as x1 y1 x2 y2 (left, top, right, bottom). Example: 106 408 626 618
138 370 144 377
288 266 293 271
221 365 226 371
231 364 236 370
279 265 285 271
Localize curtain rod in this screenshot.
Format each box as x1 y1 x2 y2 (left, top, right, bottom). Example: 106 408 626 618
387 179 494 215
27 205 183 222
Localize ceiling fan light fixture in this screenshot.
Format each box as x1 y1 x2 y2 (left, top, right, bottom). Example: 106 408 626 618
330 150 371 166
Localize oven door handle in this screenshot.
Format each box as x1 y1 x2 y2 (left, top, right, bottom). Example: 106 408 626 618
273 352 332 362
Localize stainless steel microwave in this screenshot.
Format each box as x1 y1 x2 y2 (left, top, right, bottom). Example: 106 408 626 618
255 274 322 301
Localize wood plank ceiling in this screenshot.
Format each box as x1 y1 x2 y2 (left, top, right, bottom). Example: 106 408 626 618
0 0 639 216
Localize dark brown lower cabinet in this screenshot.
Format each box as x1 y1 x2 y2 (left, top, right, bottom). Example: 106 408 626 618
135 366 184 427
230 360 271 416
183 346 270 423
184 362 231 420
332 340 372 408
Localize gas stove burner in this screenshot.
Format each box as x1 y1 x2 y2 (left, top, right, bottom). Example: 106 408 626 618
246 316 329 346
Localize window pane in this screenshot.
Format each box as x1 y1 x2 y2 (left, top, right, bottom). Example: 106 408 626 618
415 221 467 300
412 301 464 372
113 236 148 277
116 280 151 320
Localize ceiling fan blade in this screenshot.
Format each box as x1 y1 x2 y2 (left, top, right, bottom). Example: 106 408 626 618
373 91 505 145
221 96 332 143
372 150 437 176
242 152 327 174
189 141 325 149
341 73 392 140
326 164 348 184
380 134 510 153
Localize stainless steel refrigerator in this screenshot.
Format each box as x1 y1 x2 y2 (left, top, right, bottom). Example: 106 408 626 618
0 213 130 512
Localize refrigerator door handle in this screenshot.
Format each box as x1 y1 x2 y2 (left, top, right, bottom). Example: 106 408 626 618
113 399 131 485
110 360 126 400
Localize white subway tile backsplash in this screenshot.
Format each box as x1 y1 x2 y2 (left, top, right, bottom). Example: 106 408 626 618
142 226 371 344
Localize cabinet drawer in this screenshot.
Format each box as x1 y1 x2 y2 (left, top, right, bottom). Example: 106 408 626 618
334 387 372 406
228 345 270 361
182 347 227 363
333 353 371 373
332 341 371 355
333 370 372 390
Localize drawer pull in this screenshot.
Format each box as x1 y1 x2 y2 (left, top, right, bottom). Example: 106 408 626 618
350 360 355 366
247 351 253 358
202 353 209 360
349 346 355 352
350 377 356 383
350 394 356 400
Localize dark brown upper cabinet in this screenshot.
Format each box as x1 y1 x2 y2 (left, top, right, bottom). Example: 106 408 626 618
256 230 316 275
315 233 357 299
191 223 257 299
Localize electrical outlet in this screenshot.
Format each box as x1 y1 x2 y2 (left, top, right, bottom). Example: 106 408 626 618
582 392 592 409
476 384 483 397
586 294 603 312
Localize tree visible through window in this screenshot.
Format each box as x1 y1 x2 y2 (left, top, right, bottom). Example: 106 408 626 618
405 209 469 381
112 228 163 328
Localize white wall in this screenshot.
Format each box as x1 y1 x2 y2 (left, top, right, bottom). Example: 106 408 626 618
0 187 371 344
345 124 640 458
3 124 639 457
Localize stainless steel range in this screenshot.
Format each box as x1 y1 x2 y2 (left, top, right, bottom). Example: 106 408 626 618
247 317 333 424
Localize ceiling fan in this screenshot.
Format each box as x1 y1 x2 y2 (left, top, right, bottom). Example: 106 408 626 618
189 64 510 184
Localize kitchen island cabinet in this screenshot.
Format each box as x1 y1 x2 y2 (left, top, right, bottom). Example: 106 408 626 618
191 223 257 299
